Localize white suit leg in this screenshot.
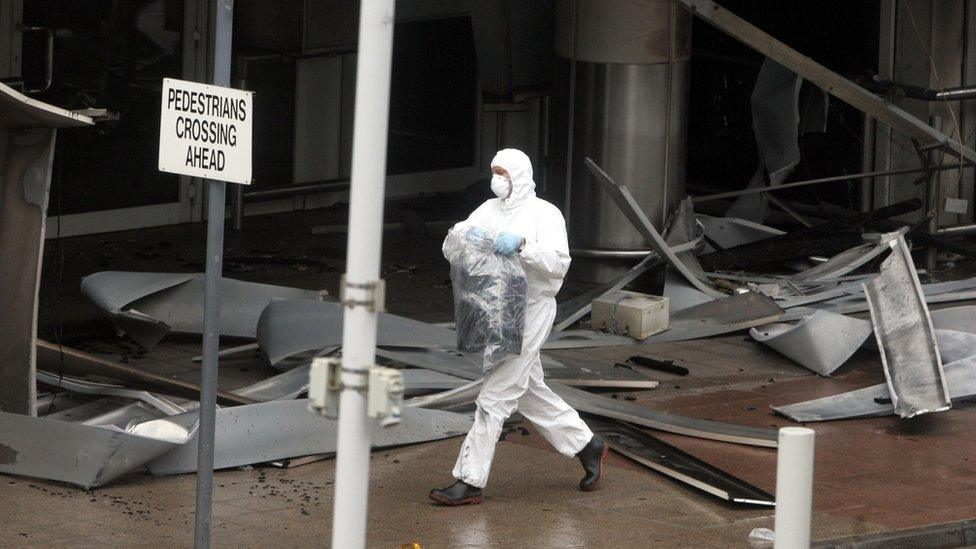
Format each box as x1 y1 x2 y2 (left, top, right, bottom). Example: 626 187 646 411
452 298 592 488
517 362 593 457
452 351 532 488
515 298 592 456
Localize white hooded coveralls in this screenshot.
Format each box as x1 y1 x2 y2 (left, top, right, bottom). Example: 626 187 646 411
443 148 593 489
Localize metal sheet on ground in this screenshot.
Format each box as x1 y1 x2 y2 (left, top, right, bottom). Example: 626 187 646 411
544 358 660 389
931 306 976 335
552 383 778 448
791 229 905 284
379 347 656 389
258 299 457 365
405 379 483 410
670 290 782 326
774 352 976 422
591 420 775 506
379 344 777 447
232 364 313 401
0 411 175 488
544 330 636 349
145 400 473 474
749 310 872 376
780 278 976 321
376 348 483 378
81 271 323 348
663 271 715 313
863 237 950 418
235 362 468 401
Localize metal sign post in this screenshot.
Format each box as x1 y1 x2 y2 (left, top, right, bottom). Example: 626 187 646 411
156 1 250 546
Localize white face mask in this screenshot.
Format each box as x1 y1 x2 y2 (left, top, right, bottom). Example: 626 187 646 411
491 174 511 199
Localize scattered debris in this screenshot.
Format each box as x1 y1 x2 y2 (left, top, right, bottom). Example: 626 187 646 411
36 339 252 406
257 299 457 366
749 310 872 377
774 355 976 423
585 157 725 299
592 419 775 506
145 401 473 475
625 356 689 377
863 236 951 418
81 272 324 348
591 291 669 340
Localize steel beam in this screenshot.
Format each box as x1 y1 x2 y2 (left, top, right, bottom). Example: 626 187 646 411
676 0 976 163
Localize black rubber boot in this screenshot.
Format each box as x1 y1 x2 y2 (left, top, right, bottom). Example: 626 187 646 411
577 435 608 492
429 480 483 506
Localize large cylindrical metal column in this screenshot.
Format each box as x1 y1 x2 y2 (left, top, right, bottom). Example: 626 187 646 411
555 0 691 282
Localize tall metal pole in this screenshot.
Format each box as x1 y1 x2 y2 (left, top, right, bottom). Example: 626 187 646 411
562 0 579 225
331 1 396 547
861 116 876 212
194 1 233 546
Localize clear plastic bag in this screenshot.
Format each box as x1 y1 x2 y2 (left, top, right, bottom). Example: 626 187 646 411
448 227 527 368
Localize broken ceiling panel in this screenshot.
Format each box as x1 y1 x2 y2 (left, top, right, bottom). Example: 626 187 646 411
0 81 95 128
779 277 976 321
36 339 252 406
81 271 324 348
257 299 457 366
750 311 872 376
0 118 69 414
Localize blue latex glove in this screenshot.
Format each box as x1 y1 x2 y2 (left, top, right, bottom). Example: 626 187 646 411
493 232 523 255
466 226 488 241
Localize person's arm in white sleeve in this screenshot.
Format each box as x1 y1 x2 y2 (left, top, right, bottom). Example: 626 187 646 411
519 207 571 279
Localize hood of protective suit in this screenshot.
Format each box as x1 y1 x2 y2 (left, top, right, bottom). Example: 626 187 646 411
490 149 536 208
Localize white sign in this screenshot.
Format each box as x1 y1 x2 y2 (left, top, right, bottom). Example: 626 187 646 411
945 197 969 215
158 77 253 184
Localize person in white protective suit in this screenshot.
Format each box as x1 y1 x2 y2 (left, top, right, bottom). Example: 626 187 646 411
429 148 607 506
